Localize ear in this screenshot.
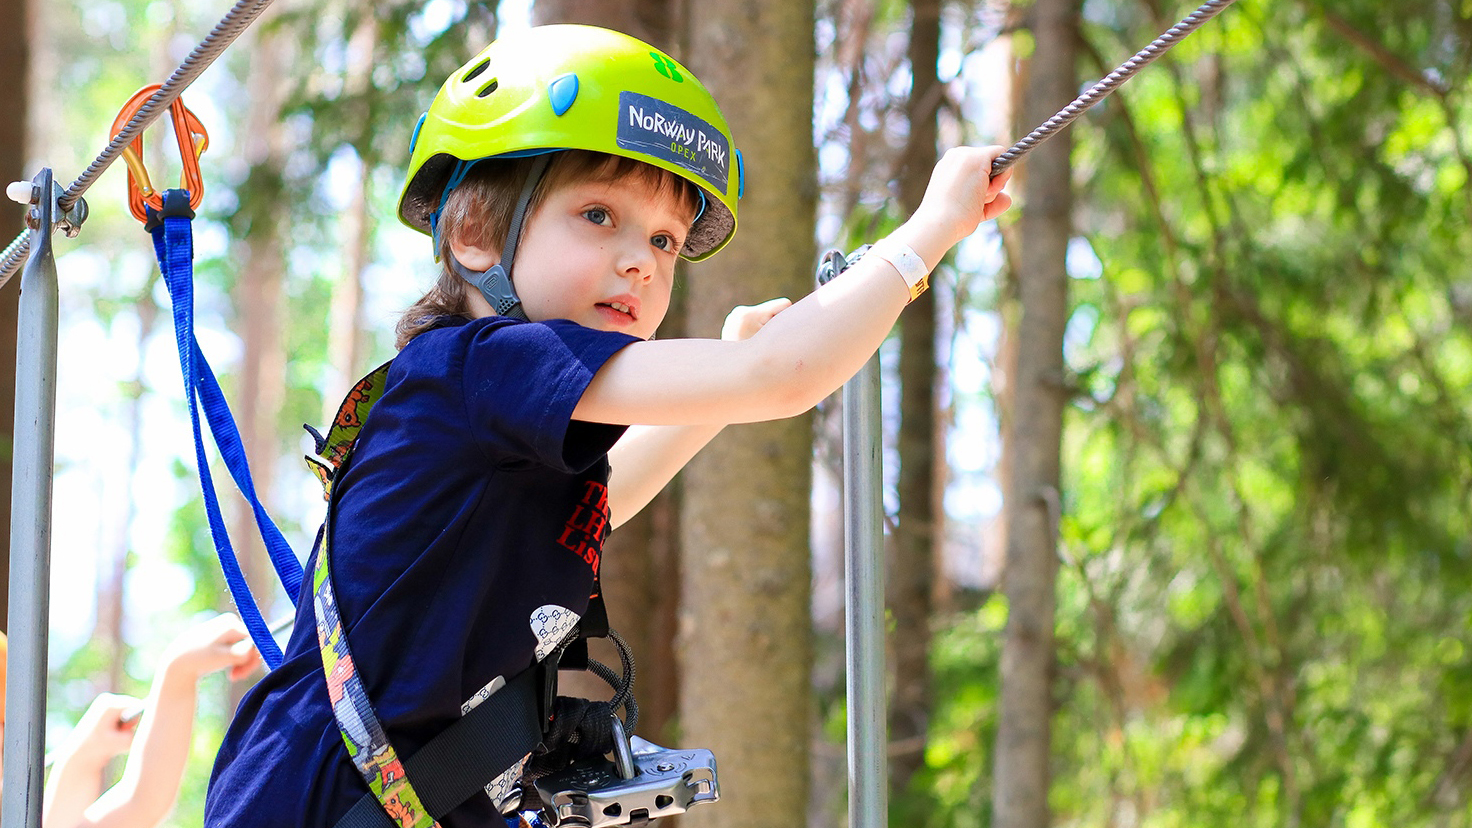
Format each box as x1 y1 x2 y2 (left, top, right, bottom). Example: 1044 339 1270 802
449 239 500 272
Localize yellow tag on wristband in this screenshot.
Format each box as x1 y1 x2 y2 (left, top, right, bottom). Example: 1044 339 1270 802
870 239 931 302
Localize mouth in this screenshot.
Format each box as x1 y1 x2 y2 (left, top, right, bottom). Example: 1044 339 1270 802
598 300 638 322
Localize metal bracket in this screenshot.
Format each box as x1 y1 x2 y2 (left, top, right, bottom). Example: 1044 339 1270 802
533 736 720 827
9 179 87 238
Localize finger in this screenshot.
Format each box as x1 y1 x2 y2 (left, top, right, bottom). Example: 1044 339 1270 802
982 192 1013 221
988 168 1013 196
100 693 143 714
754 297 793 319
228 657 261 682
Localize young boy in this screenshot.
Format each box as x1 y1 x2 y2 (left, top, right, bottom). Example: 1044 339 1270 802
204 24 1010 828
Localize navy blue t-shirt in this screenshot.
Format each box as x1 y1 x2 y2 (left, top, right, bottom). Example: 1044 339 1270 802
204 317 638 827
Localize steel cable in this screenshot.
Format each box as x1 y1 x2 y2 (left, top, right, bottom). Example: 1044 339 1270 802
0 0 276 286
991 0 1239 174
2 0 1234 283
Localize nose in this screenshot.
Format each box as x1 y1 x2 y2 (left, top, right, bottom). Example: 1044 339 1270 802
617 240 657 283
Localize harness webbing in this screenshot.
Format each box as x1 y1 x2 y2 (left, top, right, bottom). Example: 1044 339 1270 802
312 362 551 828
148 190 301 668
313 500 438 828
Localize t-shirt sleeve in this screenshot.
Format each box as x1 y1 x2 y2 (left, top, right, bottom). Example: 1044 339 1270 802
461 319 638 471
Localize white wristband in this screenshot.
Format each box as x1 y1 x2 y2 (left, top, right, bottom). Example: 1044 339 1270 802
869 238 931 302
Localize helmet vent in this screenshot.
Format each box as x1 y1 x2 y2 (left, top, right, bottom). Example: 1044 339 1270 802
476 79 500 98
463 59 490 83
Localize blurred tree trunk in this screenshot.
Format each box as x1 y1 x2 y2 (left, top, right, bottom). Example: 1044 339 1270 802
992 0 1076 826
324 10 378 398
677 1 817 826
229 26 294 710
0 0 31 627
529 0 684 744
95 285 157 693
532 0 680 46
890 0 943 796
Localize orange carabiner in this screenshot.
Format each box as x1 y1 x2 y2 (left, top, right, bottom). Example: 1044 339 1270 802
109 84 210 224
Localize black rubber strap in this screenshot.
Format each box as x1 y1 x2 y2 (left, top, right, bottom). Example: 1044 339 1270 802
333 665 545 827
500 154 549 271
446 154 552 322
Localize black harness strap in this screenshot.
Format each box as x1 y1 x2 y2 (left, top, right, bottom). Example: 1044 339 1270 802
334 664 545 827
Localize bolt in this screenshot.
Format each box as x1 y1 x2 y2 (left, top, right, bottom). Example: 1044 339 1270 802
656 762 675 773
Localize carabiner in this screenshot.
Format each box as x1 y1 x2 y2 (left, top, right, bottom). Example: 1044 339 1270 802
109 85 209 224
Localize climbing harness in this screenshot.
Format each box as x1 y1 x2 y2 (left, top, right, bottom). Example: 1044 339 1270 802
306 365 718 828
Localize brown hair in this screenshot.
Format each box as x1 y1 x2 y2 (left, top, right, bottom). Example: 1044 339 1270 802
394 151 702 349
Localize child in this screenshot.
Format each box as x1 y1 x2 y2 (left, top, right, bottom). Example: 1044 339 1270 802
203 23 1011 828
0 614 259 828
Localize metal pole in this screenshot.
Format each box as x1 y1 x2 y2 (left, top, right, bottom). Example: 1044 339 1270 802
4 168 59 828
843 354 887 828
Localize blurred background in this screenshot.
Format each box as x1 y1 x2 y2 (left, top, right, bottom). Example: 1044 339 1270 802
2 0 1470 826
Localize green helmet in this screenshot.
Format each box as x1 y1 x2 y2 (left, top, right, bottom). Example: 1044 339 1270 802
399 24 742 261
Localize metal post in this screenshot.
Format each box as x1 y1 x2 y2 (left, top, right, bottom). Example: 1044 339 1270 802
4 168 59 828
843 354 887 828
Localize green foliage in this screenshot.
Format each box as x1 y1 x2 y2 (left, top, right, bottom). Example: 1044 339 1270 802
1023 0 1472 825
868 0 1472 825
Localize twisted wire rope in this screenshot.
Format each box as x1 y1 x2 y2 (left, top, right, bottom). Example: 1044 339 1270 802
991 0 1239 174
0 0 276 286
2 0 1235 283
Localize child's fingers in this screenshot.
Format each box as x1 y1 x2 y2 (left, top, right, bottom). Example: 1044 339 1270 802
988 166 1013 197
226 637 263 680
750 297 793 320
982 192 1013 221
721 297 792 340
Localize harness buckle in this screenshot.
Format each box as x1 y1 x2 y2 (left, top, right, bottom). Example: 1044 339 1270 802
109 84 209 225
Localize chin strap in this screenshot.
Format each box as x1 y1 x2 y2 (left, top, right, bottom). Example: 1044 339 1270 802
449 153 551 322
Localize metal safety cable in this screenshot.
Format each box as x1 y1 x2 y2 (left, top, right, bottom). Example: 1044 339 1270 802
991 0 1239 174
0 0 275 286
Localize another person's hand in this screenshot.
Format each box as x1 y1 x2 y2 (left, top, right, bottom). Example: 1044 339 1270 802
65 693 142 768
158 613 261 683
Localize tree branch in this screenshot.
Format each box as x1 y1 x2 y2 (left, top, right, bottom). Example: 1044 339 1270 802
1296 0 1451 98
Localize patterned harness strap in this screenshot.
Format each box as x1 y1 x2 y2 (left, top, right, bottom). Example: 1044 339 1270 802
307 362 440 828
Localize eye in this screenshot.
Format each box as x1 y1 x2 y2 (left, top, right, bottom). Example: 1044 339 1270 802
582 207 610 225
651 233 678 252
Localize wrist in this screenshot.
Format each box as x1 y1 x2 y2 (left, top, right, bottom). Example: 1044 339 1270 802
157 652 206 688
871 221 950 303
58 736 114 770
868 239 931 303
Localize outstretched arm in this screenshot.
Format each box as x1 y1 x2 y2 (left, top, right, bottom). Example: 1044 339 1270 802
49 614 260 828
605 298 791 526
574 145 1012 428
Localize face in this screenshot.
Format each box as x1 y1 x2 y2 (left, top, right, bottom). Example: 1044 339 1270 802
453 173 695 341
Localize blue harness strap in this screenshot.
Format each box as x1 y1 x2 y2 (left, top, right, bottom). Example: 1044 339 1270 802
147 189 301 668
